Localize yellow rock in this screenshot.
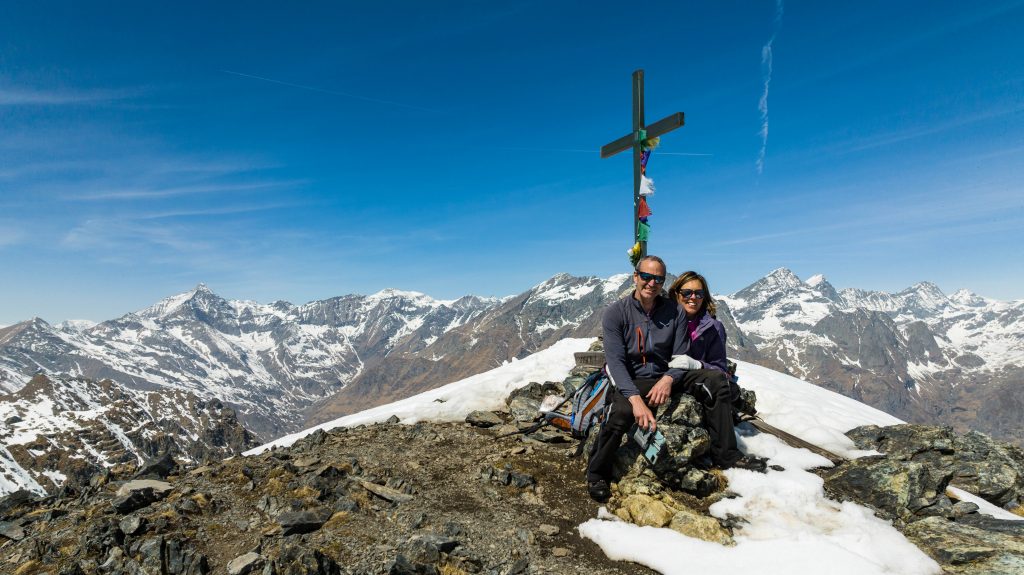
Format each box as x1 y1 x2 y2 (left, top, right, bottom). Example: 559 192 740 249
668 507 734 546
622 494 675 528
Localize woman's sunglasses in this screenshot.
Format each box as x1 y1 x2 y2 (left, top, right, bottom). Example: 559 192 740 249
677 289 705 300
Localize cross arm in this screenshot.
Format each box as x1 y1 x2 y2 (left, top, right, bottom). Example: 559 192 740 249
599 112 685 159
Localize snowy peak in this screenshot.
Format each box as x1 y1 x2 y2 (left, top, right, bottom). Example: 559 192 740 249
136 283 226 321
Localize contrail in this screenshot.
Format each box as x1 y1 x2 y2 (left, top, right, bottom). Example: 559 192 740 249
757 0 784 175
222 70 441 113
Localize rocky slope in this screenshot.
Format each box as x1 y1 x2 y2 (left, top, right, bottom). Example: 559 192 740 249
0 374 255 496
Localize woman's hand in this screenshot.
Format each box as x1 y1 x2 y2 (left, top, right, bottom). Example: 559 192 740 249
646 375 673 407
669 354 702 370
628 395 656 431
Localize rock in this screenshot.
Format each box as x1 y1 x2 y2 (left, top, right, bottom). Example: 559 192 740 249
527 429 569 444
273 546 340 575
481 465 535 489
0 489 36 516
903 516 1024 573
668 507 734 546
133 452 178 479
386 414 401 424
165 538 209 574
823 456 952 523
227 552 265 575
116 479 174 497
505 381 564 422
276 508 332 536
4 415 21 424
465 410 503 428
111 485 170 514
951 501 979 518
552 547 570 557
119 515 148 537
615 494 675 528
504 557 530 575
0 521 26 541
138 536 166 574
538 523 559 536
362 481 415 503
846 424 1024 508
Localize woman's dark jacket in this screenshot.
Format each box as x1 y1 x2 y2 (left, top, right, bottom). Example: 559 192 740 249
683 310 729 374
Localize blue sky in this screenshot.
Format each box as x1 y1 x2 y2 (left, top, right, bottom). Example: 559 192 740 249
2 1 1023 324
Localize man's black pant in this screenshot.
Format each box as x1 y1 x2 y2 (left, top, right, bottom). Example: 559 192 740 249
586 370 742 483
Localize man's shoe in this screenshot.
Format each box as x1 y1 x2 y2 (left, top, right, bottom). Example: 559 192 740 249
588 479 611 502
726 455 768 473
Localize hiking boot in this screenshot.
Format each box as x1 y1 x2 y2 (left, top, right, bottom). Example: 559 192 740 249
588 479 611 502
726 455 768 473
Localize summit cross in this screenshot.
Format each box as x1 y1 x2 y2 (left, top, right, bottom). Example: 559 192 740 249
600 69 684 259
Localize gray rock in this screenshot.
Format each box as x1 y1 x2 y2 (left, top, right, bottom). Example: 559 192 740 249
119 515 148 537
116 479 173 497
276 508 332 536
362 481 415 503
228 552 265 575
138 536 165 574
133 452 178 480
0 521 26 541
823 456 952 523
951 501 979 518
846 424 1024 508
273 546 340 575
111 486 168 514
528 429 569 444
538 524 559 536
904 515 1024 573
465 410 503 428
505 381 564 423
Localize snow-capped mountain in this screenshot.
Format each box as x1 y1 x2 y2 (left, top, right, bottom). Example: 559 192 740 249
0 284 502 438
720 268 1024 443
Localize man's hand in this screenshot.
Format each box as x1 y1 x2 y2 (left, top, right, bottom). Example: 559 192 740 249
669 354 702 370
629 395 656 431
646 375 673 407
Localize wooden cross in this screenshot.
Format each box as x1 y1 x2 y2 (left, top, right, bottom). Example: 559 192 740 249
600 70 684 260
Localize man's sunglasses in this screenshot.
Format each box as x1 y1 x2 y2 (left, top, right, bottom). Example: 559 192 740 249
677 289 705 300
635 271 666 284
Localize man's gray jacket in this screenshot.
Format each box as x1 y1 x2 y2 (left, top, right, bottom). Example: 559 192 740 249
602 294 687 399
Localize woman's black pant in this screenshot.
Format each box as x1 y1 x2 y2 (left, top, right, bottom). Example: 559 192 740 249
585 369 742 483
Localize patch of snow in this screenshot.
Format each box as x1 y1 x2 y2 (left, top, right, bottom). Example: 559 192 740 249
244 338 593 455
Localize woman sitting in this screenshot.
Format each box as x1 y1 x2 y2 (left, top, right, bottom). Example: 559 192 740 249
668 271 766 472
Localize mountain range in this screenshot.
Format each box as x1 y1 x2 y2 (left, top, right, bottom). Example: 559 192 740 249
1 269 1021 495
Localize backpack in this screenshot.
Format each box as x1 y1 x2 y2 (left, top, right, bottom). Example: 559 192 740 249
498 367 612 457
544 367 612 441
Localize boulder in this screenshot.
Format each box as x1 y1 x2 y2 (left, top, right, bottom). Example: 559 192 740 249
903 516 1024 574
846 424 1024 508
823 456 952 523
227 552 265 575
465 410 503 428
505 381 564 423
277 508 333 536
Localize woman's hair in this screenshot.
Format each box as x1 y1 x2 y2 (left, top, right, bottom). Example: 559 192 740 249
668 271 717 317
